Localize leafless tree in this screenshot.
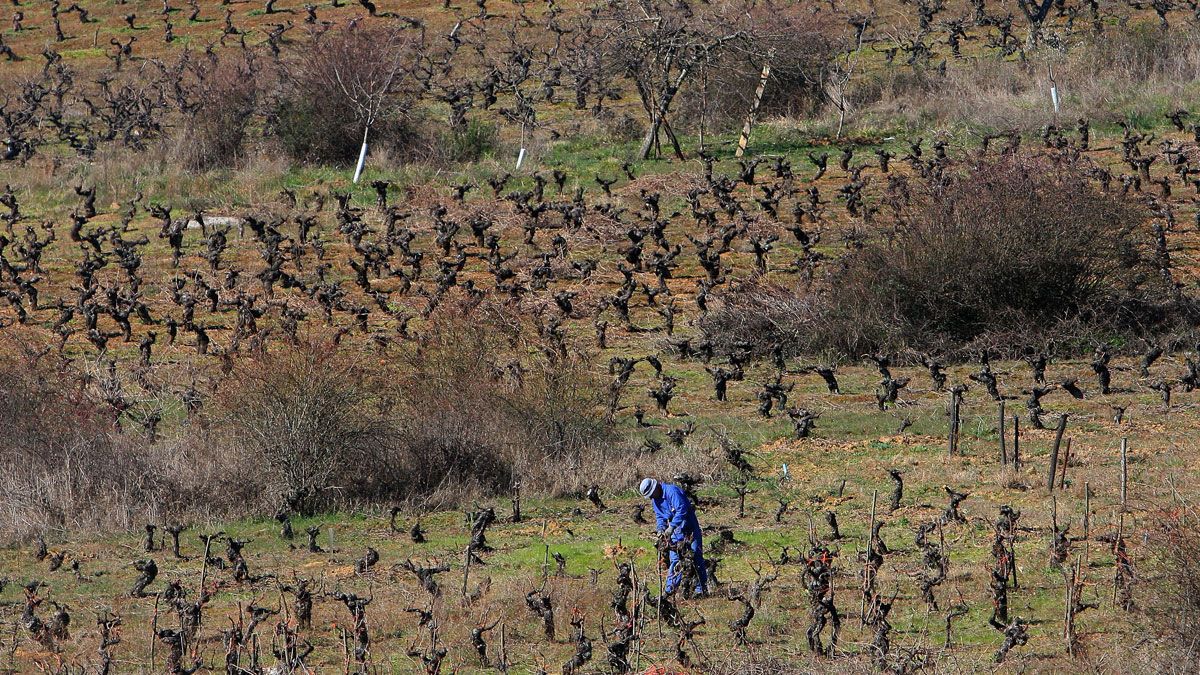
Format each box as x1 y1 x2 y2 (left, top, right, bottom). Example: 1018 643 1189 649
593 0 838 160
278 23 425 163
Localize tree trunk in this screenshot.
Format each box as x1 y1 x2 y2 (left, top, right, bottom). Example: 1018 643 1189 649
639 65 690 160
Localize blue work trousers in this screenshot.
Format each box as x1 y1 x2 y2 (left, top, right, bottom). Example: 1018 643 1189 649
665 533 708 595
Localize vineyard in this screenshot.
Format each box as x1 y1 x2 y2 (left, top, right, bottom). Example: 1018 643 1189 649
3 0 1200 672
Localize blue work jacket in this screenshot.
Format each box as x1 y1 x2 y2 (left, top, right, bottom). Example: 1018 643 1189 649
652 483 701 542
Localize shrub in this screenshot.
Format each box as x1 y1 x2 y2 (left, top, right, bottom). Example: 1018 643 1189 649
1142 506 1200 668
0 349 148 540
697 278 820 358
173 53 261 171
0 342 290 540
438 118 499 164
213 346 393 516
821 156 1170 355
209 312 627 513
390 308 616 504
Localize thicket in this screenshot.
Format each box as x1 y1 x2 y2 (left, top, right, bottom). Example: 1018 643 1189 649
0 312 706 540
703 157 1188 359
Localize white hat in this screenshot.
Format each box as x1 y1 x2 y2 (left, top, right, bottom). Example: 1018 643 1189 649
638 478 659 498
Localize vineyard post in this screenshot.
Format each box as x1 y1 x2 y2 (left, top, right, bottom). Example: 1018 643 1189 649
947 390 960 456
1012 415 1021 470
149 594 160 669
1120 438 1128 510
999 401 1007 465
462 542 472 597
862 489 877 625
1047 414 1068 491
735 59 772 158
1112 510 1124 608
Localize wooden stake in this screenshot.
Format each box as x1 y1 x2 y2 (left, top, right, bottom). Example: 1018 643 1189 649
1083 482 1090 540
632 560 645 672
1047 414 1068 491
198 534 213 596
461 542 472 597
1063 564 1071 646
947 390 960 456
1065 558 1082 655
499 622 508 673
341 626 350 675
954 392 960 455
735 61 772 158
1120 438 1128 511
1012 415 1021 470
149 594 160 669
1083 483 1091 569
698 64 708 154
862 490 877 625
1112 510 1124 608
1052 494 1058 531
655 547 664 638
999 401 1007 465
511 478 522 523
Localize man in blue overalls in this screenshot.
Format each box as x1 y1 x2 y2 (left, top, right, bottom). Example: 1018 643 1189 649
639 477 708 596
